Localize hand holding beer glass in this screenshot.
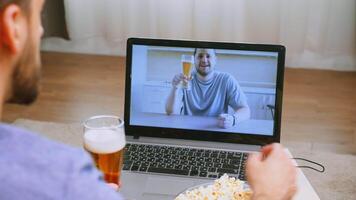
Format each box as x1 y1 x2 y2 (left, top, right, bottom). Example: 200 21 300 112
181 55 194 90
83 115 125 185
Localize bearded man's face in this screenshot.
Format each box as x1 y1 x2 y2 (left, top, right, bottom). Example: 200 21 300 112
7 0 43 105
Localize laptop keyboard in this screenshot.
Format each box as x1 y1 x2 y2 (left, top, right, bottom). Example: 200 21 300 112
123 143 248 180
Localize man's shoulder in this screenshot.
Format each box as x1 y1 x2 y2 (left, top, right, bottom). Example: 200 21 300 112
0 124 123 199
214 71 236 82
0 123 88 167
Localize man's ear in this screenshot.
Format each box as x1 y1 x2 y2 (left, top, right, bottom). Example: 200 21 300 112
0 4 27 54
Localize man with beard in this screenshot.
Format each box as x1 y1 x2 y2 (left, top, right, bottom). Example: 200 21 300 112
0 0 123 199
166 48 251 129
0 1 296 199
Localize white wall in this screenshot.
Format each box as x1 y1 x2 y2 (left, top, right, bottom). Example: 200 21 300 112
147 48 277 87
41 0 356 71
130 45 147 114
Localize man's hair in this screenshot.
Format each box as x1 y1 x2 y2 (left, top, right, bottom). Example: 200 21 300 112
0 0 30 13
193 48 217 56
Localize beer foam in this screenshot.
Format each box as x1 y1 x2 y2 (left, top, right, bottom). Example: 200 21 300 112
84 129 126 154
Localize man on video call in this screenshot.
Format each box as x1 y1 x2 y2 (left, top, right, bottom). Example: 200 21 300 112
0 0 296 199
166 48 251 129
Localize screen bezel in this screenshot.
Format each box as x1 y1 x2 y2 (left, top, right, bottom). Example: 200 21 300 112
124 38 285 146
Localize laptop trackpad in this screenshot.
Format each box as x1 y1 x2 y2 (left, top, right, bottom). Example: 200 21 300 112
143 176 195 198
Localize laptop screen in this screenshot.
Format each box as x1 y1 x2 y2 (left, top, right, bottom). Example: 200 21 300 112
125 38 285 145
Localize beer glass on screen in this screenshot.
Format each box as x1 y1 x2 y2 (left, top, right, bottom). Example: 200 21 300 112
83 115 125 184
181 54 194 90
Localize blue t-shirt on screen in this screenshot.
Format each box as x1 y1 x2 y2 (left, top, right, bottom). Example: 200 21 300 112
0 124 123 200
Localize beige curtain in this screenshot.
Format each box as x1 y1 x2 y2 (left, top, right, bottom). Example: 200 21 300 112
41 0 356 71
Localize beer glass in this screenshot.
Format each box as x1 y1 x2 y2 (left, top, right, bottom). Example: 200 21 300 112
181 54 194 90
83 115 125 184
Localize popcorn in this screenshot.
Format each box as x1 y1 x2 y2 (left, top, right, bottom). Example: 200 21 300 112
175 174 252 200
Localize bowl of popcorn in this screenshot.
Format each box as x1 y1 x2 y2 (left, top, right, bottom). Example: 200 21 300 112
175 174 253 200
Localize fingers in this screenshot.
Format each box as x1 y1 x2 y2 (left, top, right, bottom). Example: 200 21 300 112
218 114 233 121
246 152 262 183
286 183 298 200
107 183 119 191
246 152 262 169
172 73 190 87
172 74 183 86
260 143 284 160
217 114 233 128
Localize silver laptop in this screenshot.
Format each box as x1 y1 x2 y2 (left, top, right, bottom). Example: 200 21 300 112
121 38 285 200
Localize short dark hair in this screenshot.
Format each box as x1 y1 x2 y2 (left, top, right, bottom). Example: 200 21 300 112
193 48 217 56
0 0 30 13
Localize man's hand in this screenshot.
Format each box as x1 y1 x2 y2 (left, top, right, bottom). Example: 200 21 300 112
246 143 297 200
106 181 122 191
172 73 190 88
217 113 234 129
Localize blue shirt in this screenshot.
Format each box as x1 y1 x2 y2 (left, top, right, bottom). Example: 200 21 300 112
0 124 123 200
182 71 248 116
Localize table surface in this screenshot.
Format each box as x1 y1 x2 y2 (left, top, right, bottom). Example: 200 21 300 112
130 112 274 136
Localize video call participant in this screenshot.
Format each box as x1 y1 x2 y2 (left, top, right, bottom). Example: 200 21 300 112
166 48 251 129
0 0 296 199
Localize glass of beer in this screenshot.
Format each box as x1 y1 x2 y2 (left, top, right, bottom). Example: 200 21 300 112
181 54 194 90
83 115 125 184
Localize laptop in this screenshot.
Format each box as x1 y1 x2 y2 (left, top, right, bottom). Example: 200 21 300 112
120 38 285 200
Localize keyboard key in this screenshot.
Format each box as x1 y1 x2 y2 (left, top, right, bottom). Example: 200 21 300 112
199 166 207 171
238 174 246 181
139 166 148 172
158 163 166 168
189 170 199 176
149 163 158 168
123 164 131 171
217 168 238 174
188 161 197 166
141 162 150 167
208 174 217 178
227 153 242 159
205 158 213 162
182 165 190 171
208 167 217 173
181 160 189 165
213 163 222 168
166 164 174 169
147 167 189 176
221 159 230 164
175 164 183 170
130 165 140 171
194 152 202 157
133 161 141 166
191 166 199 171
123 160 132 165
230 159 241 165
204 152 210 157
211 153 218 158
206 162 214 168
222 164 239 169
219 154 227 159
188 156 196 161
199 171 208 177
